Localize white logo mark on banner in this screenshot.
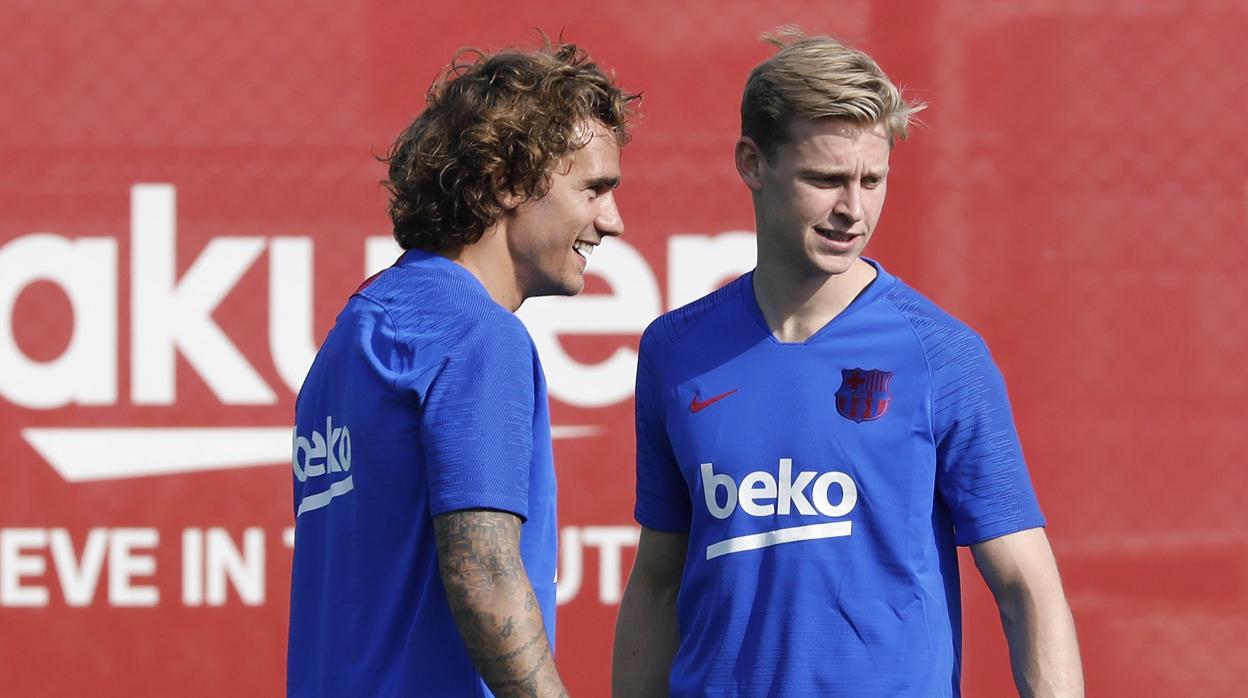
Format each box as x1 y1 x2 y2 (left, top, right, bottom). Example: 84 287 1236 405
22 426 600 483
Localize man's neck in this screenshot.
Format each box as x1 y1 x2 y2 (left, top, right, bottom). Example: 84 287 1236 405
751 257 876 343
441 226 524 312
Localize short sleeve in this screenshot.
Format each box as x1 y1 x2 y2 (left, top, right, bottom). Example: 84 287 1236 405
417 316 536 520
633 327 691 532
932 333 1045 545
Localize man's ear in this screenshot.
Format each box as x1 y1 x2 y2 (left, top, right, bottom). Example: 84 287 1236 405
493 172 526 211
735 137 766 191
496 186 524 211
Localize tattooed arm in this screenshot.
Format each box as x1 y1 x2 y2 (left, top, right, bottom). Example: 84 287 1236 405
434 509 568 698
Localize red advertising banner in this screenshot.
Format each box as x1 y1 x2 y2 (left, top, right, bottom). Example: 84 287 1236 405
3 1 1246 696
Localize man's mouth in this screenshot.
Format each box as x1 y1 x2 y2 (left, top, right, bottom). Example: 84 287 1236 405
815 228 858 242
573 240 596 257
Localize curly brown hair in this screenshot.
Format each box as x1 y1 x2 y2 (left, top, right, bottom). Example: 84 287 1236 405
382 41 639 251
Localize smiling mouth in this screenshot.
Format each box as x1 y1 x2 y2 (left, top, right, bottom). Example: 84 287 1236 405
573 240 596 257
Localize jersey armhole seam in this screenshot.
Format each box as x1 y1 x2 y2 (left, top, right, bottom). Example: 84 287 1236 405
354 291 439 397
885 291 938 441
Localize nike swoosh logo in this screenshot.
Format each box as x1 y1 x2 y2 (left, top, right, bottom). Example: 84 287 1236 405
689 389 738 413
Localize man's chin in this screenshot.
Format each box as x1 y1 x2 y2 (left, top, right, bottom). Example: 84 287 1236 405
526 277 584 300
810 254 858 277
554 275 585 297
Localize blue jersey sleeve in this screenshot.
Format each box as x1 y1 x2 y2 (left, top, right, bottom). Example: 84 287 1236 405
931 332 1045 545
633 326 691 532
411 315 536 520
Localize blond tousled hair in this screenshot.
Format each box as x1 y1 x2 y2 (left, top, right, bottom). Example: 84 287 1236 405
741 28 925 157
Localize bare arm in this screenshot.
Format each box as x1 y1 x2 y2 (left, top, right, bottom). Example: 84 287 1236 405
971 527 1084 697
434 509 567 698
612 527 688 698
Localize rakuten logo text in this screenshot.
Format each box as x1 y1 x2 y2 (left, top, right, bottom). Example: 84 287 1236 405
1 184 757 481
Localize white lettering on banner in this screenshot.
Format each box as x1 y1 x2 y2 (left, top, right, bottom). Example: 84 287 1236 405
0 528 159 607
555 527 582 604
50 528 109 606
0 234 117 408
517 241 661 408
268 237 319 394
182 529 201 605
701 460 857 560
1 529 49 606
666 232 757 310
183 528 265 606
366 236 403 277
579 526 641 604
515 233 757 408
1 525 636 607
555 526 641 605
131 184 275 405
375 228 753 408
366 233 756 406
4 184 758 479
107 528 160 606
208 528 265 605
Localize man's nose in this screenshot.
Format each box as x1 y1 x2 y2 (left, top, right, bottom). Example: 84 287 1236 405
596 193 624 238
833 184 864 223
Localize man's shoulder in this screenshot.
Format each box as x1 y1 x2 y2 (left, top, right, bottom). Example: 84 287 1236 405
641 274 749 355
881 276 985 352
358 263 528 350
880 276 1007 394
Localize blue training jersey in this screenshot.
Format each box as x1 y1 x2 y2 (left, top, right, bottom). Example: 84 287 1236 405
288 249 557 698
634 259 1044 697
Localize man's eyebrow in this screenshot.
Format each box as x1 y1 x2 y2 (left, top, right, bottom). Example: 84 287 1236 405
583 175 622 189
798 167 889 179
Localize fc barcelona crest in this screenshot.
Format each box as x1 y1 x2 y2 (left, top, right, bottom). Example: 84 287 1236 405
835 368 893 423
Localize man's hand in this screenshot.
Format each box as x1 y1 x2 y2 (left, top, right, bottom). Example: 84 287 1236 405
435 509 568 698
972 527 1084 697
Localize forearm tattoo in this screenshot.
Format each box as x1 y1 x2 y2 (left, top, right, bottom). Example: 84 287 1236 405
434 509 568 698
